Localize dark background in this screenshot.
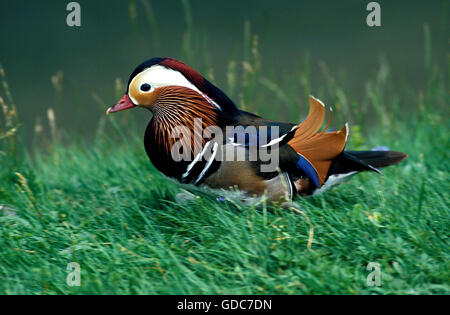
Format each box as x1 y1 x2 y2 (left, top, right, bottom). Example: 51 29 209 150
0 0 447 140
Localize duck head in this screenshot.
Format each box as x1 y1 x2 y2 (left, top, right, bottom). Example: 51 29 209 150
107 57 239 115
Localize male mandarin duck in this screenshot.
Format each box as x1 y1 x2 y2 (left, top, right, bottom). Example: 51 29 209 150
107 57 407 203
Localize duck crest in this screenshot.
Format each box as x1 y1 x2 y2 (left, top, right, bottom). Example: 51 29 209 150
129 57 240 116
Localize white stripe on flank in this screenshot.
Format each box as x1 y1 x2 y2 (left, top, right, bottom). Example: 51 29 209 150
261 134 287 148
181 141 212 180
228 137 242 146
228 131 290 148
194 142 219 184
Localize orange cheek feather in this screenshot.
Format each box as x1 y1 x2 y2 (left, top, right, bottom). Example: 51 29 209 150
130 85 159 107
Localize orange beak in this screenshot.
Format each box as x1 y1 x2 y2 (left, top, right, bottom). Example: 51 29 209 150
106 95 136 115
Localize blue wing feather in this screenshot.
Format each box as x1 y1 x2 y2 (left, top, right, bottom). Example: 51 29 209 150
296 154 320 188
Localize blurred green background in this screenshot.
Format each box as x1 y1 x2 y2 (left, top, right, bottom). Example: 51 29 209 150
0 0 449 295
0 0 447 141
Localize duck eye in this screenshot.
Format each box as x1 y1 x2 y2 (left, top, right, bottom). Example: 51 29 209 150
140 83 151 92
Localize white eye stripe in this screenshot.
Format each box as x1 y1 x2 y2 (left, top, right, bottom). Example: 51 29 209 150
129 65 221 110
130 65 195 90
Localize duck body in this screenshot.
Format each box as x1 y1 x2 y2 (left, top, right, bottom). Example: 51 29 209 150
108 57 407 202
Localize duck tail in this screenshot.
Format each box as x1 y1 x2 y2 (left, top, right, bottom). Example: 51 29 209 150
343 150 407 170
287 96 349 187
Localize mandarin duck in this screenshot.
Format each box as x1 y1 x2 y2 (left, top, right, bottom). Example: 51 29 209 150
107 57 407 203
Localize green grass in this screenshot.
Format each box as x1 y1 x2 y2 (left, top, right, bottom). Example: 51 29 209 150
0 6 448 293
0 109 448 294
1 70 449 295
